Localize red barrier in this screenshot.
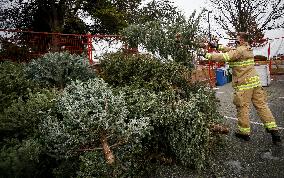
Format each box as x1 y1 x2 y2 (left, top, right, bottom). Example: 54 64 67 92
0 29 124 64
0 29 89 62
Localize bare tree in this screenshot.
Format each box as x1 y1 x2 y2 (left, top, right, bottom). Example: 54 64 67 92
209 0 284 44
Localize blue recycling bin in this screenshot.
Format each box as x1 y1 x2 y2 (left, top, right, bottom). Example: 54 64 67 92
216 68 227 86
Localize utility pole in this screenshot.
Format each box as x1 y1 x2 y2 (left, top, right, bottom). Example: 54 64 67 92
207 10 212 42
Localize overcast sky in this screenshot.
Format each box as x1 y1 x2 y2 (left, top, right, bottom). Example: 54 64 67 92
170 0 284 55
171 0 284 38
172 0 206 16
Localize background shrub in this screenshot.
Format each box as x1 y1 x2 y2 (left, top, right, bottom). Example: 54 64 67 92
0 61 37 112
25 52 96 89
0 138 43 178
99 52 196 93
121 11 203 68
0 89 58 140
0 89 58 178
0 61 59 177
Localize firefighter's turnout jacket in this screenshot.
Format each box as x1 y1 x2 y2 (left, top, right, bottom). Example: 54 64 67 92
205 43 278 135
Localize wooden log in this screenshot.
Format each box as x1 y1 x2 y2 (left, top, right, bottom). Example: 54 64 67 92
209 124 229 135
100 131 115 165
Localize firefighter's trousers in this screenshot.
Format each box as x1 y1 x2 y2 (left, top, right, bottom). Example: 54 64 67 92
233 87 278 135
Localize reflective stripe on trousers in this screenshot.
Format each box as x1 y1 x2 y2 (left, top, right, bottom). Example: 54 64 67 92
238 125 251 135
264 122 277 130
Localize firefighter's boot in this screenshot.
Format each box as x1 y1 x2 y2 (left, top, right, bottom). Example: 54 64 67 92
266 129 281 145
235 132 250 141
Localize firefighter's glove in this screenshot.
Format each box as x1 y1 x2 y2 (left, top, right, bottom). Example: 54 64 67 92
209 41 218 48
205 53 212 60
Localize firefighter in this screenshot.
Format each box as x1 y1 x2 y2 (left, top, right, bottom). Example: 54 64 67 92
204 32 281 144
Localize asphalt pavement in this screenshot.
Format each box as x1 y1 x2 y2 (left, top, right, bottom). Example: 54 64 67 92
210 75 284 178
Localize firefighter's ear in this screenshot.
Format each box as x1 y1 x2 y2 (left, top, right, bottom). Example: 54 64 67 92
247 46 253 51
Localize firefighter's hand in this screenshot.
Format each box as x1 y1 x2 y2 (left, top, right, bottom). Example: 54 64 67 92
197 48 207 57
197 42 208 49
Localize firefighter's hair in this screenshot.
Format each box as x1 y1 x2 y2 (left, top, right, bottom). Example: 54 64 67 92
237 32 249 42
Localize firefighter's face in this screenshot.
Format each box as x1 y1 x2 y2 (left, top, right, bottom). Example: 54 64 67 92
236 35 244 45
237 35 242 41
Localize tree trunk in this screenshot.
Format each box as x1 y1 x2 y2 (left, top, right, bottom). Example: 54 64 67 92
100 131 115 165
49 2 65 51
209 124 229 134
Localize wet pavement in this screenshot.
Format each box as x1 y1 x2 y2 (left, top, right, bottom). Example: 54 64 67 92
153 75 284 178
210 75 284 178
